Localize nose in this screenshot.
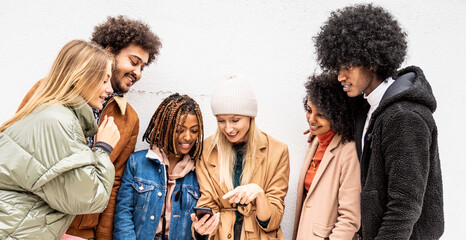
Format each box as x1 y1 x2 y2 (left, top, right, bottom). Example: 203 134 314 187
225 122 234 133
105 82 113 94
337 72 346 82
307 112 316 124
133 67 142 81
184 131 192 141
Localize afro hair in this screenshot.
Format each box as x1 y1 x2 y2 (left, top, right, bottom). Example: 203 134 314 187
304 72 354 143
314 4 407 80
91 15 162 65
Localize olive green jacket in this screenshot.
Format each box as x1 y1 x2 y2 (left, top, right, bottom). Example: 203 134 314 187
0 103 115 240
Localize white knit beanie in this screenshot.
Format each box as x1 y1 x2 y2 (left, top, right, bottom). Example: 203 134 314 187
211 75 257 117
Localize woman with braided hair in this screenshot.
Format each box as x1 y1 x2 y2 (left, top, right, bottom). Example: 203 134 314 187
113 93 204 240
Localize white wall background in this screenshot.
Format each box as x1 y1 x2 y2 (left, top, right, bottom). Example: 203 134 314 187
1 0 464 238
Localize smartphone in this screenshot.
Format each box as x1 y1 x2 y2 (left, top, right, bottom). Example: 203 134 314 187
193 207 214 220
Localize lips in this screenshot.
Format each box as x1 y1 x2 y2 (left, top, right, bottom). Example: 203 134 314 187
309 125 321 131
125 73 136 85
179 143 192 149
341 82 352 92
226 132 239 139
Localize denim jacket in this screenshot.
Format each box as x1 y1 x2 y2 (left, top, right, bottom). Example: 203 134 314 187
113 149 200 240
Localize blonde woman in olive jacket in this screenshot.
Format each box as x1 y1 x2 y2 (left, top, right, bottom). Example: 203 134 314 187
192 75 290 240
0 40 119 240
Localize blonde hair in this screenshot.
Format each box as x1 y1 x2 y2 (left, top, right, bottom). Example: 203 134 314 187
0 40 112 132
215 118 261 191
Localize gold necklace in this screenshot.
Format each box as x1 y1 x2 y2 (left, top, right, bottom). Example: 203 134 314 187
311 159 317 171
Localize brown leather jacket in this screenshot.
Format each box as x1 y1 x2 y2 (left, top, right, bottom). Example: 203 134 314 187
18 81 139 240
194 131 290 240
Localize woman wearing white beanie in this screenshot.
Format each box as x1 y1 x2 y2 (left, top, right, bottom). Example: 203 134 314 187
191 75 290 240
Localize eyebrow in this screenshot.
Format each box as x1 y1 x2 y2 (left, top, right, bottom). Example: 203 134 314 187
177 124 200 129
130 54 148 66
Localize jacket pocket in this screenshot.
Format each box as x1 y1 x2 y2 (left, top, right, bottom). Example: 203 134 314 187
360 190 384 238
263 228 283 240
132 179 155 211
312 223 334 238
185 187 200 212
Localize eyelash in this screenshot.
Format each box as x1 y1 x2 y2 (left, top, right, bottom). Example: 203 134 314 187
306 107 324 117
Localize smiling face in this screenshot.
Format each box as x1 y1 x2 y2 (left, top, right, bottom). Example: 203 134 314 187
175 113 200 156
305 99 331 136
111 44 149 93
216 114 251 143
88 61 113 110
337 66 380 97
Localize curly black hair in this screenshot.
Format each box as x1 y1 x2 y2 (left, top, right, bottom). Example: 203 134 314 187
91 15 162 65
304 73 354 143
314 4 407 80
142 93 204 160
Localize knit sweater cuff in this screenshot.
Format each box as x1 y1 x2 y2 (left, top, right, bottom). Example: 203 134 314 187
95 141 113 155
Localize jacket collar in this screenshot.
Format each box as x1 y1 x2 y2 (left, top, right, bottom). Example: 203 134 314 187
109 94 128 115
66 100 98 138
306 134 342 196
145 148 164 165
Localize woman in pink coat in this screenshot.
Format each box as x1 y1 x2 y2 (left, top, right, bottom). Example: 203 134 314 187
293 73 361 240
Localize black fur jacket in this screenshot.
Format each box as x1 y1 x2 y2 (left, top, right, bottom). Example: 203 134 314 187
355 66 444 239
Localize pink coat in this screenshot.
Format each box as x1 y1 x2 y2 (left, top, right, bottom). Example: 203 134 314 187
293 134 361 240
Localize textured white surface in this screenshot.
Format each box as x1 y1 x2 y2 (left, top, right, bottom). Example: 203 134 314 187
1 0 465 238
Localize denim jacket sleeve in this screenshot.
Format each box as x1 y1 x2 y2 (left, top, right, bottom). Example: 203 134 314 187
113 154 137 240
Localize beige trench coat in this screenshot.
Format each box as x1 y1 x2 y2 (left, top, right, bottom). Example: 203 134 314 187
195 131 290 240
293 134 361 240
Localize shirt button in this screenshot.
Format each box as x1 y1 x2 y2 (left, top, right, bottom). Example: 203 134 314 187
139 184 144 191
158 169 161 173
150 215 155 220
227 233 232 239
158 192 162 197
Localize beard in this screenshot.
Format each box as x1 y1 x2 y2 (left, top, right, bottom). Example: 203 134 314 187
110 58 129 94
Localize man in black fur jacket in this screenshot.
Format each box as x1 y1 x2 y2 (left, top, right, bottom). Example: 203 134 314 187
313 4 444 239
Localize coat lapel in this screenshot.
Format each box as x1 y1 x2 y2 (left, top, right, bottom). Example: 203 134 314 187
251 132 267 177
296 138 319 215
306 135 341 196
298 139 318 194
205 139 231 194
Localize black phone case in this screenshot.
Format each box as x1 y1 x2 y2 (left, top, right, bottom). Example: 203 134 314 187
193 207 213 219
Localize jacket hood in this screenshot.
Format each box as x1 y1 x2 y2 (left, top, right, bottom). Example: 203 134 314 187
372 66 437 119
146 147 195 179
